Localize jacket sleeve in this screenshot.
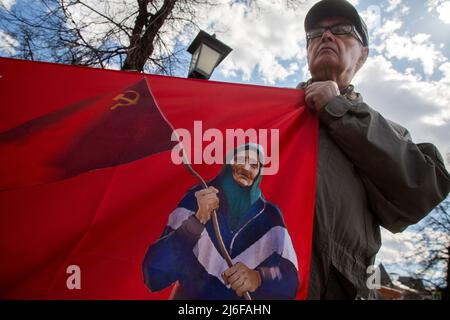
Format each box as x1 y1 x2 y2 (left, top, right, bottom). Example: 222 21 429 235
142 214 204 292
254 255 299 299
318 95 450 233
254 226 299 300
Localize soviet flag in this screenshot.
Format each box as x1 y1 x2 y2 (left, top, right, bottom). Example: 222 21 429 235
0 74 176 191
0 57 317 300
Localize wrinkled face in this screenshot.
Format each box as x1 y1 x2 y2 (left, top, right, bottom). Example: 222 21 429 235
307 17 367 80
231 149 260 188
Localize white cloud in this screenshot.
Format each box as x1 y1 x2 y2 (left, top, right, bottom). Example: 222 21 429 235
376 228 417 265
399 4 410 15
386 0 402 12
197 0 312 84
0 29 17 55
367 13 446 77
360 6 383 39
0 0 16 10
378 32 445 76
427 0 450 24
436 1 450 24
375 18 402 38
347 0 360 6
354 55 450 169
361 2 408 40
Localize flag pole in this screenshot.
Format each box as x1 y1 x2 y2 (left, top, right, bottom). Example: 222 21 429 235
180 149 252 301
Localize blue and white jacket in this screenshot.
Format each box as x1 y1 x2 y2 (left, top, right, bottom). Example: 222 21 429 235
142 180 299 300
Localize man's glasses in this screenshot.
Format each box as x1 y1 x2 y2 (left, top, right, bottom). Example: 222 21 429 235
306 24 363 45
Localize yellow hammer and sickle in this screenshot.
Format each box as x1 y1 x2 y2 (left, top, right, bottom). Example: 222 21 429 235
110 90 141 110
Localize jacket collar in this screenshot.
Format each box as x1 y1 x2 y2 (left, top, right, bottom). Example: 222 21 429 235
297 79 363 103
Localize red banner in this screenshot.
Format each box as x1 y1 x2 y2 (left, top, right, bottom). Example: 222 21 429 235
0 58 317 299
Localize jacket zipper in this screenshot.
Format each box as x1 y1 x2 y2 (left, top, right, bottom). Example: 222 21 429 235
229 202 266 256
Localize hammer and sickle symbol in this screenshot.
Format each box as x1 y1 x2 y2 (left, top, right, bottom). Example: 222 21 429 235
110 90 141 110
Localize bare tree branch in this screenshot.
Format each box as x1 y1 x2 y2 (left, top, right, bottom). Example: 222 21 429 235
1 0 221 73
400 199 450 299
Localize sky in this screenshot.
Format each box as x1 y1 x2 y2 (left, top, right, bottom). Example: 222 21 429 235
1 0 450 281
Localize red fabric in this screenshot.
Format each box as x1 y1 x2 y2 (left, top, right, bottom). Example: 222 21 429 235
0 77 176 190
0 57 317 299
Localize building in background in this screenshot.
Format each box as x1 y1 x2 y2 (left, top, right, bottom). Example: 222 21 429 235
376 264 435 300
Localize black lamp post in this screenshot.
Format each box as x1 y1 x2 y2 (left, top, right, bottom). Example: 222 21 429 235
187 30 232 80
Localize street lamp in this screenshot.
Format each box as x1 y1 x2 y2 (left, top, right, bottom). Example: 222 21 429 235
187 30 232 80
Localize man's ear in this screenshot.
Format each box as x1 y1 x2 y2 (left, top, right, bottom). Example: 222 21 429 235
356 47 369 72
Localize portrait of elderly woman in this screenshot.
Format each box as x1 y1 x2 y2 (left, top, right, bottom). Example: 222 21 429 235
142 143 299 300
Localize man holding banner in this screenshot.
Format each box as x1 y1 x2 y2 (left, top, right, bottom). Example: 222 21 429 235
299 0 450 299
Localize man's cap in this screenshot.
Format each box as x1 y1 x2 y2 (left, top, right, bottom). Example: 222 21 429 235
304 0 369 47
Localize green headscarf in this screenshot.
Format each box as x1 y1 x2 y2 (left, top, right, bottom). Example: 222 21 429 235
216 143 265 231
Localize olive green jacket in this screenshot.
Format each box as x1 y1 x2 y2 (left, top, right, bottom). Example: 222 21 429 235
298 82 450 299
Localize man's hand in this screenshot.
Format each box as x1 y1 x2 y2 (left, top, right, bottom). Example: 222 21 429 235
305 80 340 112
194 187 219 224
222 262 262 297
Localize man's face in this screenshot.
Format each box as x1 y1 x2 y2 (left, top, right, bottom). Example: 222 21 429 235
306 17 368 81
231 149 260 188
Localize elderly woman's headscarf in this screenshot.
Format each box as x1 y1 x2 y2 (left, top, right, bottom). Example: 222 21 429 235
216 143 265 231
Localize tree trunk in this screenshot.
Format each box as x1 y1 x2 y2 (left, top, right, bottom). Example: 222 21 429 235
122 0 177 71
